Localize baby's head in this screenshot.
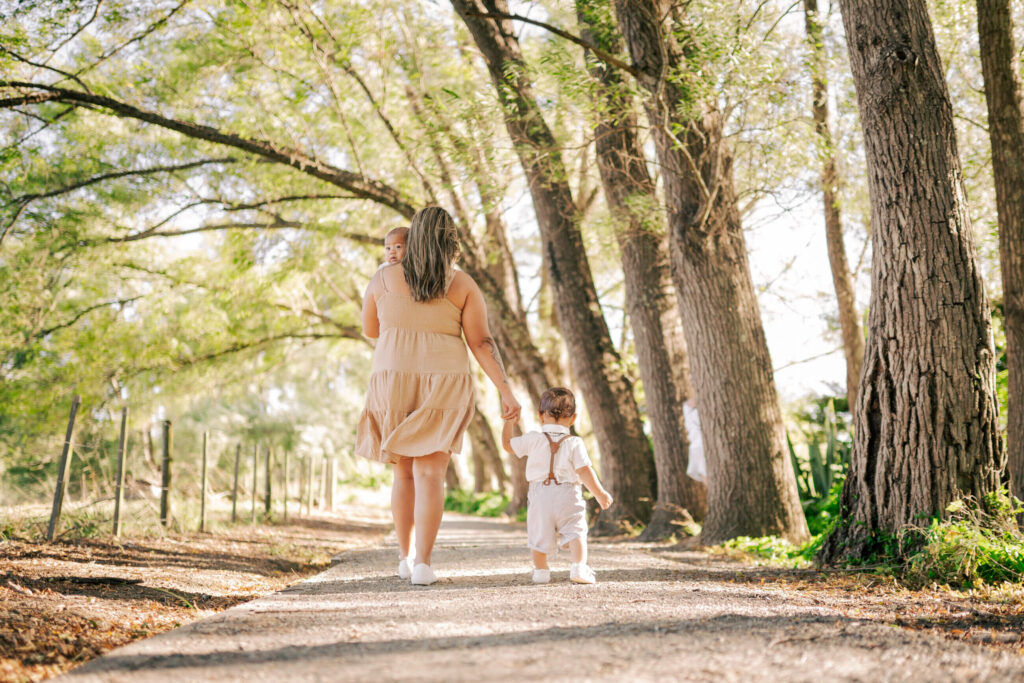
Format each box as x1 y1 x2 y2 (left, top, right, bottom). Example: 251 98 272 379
384 226 409 264
539 386 576 426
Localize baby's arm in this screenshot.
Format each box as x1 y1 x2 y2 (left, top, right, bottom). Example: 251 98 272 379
501 417 520 455
576 466 613 510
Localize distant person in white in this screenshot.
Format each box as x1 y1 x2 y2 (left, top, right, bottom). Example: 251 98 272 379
684 401 706 483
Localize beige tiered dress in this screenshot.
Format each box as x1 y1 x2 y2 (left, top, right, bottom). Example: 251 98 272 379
355 265 475 463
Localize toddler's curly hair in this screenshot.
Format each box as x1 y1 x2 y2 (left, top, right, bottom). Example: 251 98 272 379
539 387 576 419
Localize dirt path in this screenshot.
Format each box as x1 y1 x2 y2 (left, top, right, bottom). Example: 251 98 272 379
62 515 1024 682
1 506 390 682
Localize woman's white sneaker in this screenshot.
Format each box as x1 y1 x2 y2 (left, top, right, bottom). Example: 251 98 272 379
411 563 437 586
569 563 596 584
397 556 413 580
532 568 551 584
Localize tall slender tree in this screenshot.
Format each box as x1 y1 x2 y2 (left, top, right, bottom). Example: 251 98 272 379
803 0 864 409
977 0 1024 504
576 0 706 531
819 0 1004 562
613 0 809 544
450 0 657 529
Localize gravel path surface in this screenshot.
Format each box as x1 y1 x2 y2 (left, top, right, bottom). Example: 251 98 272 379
63 515 1024 682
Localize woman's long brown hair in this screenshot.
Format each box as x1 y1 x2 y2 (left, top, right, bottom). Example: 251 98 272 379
403 206 460 302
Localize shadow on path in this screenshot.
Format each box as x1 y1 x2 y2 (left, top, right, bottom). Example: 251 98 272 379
63 514 1024 682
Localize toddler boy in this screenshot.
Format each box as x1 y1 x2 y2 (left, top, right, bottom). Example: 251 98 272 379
502 387 612 584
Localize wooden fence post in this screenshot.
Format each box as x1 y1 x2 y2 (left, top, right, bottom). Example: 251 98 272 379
159 420 172 528
264 446 272 516
112 407 128 537
326 457 335 512
231 443 241 523
199 431 208 532
47 395 81 542
320 457 328 510
282 450 289 522
305 455 313 514
250 443 257 524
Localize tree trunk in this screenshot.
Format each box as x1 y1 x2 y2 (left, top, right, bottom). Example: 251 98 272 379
476 408 509 492
977 0 1024 504
445 457 463 492
577 0 707 535
819 0 1005 563
660 267 695 402
471 448 487 493
614 0 809 545
804 0 865 410
467 401 508 493
467 400 497 492
452 0 657 529
143 425 158 471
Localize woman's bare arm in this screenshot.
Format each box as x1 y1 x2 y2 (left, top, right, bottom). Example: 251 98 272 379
361 275 380 339
461 275 521 421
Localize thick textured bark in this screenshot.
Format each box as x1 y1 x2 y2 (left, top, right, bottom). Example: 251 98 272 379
615 0 809 545
452 0 657 528
977 0 1024 503
660 268 695 403
804 0 865 409
819 0 1004 563
577 0 707 534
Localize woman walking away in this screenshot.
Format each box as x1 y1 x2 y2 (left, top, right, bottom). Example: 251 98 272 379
356 206 521 586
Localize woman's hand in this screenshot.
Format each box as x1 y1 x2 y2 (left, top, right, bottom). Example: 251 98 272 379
500 388 521 422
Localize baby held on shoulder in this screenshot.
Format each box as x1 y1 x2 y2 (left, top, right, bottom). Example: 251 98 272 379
383 226 408 265
501 387 613 585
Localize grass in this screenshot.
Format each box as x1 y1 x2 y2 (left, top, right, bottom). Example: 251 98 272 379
444 489 509 517
0 493 286 543
717 534 817 568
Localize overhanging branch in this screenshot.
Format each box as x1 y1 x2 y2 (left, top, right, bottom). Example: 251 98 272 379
3 157 237 211
462 10 641 79
0 81 418 219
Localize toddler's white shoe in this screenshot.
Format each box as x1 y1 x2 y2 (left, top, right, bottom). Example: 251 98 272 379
411 563 437 586
397 556 413 580
532 568 551 584
569 563 596 584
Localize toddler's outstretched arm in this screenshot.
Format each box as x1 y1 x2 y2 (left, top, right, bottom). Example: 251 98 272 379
576 466 613 510
501 416 520 455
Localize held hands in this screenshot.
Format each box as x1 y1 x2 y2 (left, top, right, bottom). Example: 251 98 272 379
500 387 521 423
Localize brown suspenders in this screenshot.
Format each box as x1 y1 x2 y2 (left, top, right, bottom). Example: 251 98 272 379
542 432 568 485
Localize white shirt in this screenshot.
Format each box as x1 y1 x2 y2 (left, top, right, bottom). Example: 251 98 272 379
509 424 592 484
683 401 706 483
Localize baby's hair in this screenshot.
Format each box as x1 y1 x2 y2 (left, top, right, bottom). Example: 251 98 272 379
386 226 409 241
539 386 576 419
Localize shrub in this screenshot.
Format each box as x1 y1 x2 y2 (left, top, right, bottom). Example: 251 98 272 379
443 489 509 517
787 397 849 535
903 490 1024 587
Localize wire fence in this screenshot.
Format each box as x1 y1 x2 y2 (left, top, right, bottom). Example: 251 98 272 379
1 395 358 541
